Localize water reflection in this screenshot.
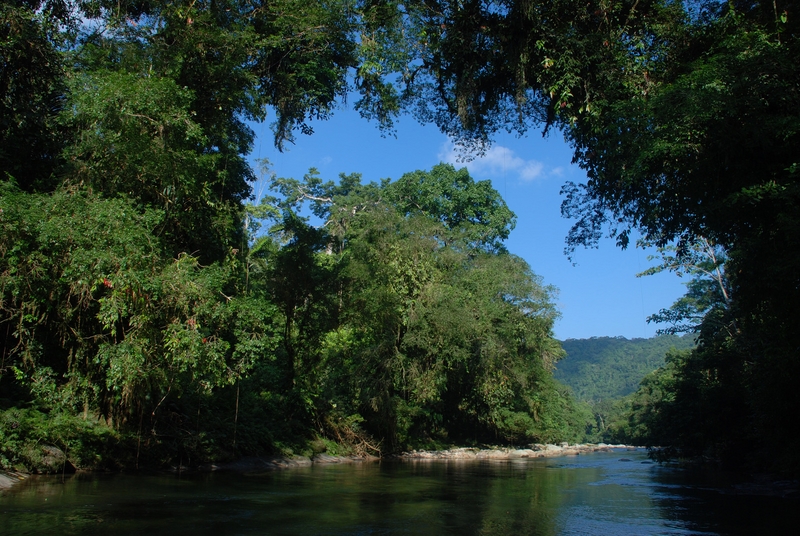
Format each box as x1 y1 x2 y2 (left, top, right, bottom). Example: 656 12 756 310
1 450 798 535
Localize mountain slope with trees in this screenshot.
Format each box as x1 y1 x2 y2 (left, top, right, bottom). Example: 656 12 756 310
555 335 696 402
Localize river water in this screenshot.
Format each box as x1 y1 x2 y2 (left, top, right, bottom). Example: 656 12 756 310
1 449 798 535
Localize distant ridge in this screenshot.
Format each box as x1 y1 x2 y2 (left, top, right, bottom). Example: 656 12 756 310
555 334 695 402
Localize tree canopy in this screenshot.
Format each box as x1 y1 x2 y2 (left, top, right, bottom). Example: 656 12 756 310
264 165 573 448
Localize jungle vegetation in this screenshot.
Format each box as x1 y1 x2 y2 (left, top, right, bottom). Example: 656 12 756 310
556 335 696 403
352 0 800 474
2 1 583 471
554 335 695 444
2 1 799 474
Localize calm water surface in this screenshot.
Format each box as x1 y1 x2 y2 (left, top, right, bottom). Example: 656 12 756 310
1 450 798 535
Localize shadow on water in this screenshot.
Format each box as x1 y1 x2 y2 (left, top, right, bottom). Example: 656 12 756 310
1 450 798 535
648 462 800 536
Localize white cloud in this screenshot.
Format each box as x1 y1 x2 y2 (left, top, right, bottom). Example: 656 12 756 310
519 161 545 181
437 141 549 182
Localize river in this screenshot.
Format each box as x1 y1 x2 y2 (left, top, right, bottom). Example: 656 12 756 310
1 449 798 535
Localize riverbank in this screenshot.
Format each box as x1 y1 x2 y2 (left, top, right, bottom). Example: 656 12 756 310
2 443 638 486
188 444 800 499
200 443 637 474
5 445 798 499
394 443 637 461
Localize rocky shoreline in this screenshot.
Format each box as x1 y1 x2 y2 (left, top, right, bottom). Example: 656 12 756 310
6 445 799 498
2 444 638 488
201 443 638 474
394 443 638 461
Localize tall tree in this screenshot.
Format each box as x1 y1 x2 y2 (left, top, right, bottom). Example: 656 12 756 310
267 165 574 450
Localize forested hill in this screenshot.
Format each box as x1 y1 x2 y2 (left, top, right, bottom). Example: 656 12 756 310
555 335 695 402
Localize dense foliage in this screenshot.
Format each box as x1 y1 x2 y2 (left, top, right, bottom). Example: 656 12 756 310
1 1 586 471
4 0 798 475
552 335 693 444
262 164 586 449
355 0 800 473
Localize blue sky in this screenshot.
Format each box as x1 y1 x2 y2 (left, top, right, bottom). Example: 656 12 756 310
248 109 686 341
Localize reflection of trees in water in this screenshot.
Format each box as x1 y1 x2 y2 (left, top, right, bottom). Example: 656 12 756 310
651 466 800 536
477 461 579 536
3 455 799 535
